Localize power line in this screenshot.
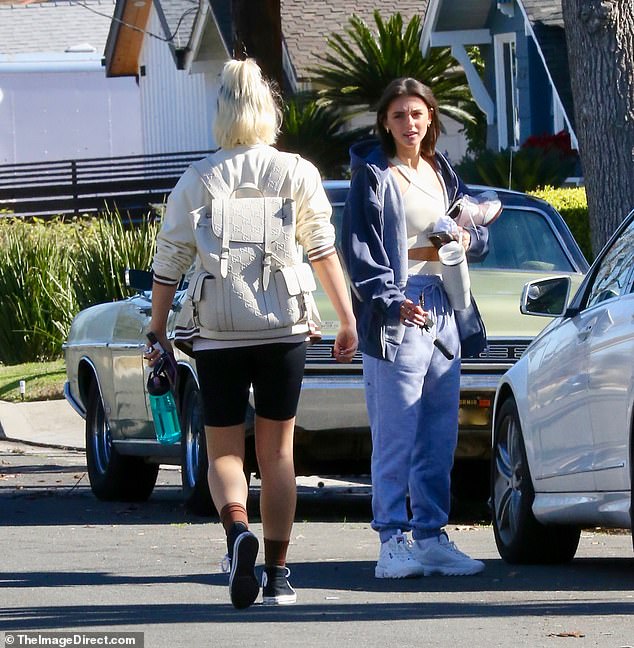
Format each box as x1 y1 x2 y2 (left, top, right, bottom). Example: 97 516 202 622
70 0 199 44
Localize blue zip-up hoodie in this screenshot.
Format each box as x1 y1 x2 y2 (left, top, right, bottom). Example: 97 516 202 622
340 140 489 362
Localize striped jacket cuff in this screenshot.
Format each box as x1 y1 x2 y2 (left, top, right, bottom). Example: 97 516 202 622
307 244 336 262
153 272 180 287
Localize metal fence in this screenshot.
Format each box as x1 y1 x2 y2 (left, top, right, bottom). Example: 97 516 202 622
0 150 216 218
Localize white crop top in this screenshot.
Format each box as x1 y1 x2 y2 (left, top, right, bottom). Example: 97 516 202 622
390 159 448 274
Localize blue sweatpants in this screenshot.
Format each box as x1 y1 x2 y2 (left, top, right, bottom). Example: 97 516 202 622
363 274 461 543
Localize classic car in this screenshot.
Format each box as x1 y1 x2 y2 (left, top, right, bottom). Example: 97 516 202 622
491 208 634 563
64 181 588 513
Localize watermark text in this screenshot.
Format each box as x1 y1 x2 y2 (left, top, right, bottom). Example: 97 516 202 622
4 633 143 648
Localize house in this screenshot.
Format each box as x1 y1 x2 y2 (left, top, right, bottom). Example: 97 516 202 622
421 0 577 151
103 0 429 157
0 0 143 164
107 0 576 164
2 0 576 167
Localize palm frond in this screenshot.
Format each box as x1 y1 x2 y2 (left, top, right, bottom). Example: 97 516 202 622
309 10 482 128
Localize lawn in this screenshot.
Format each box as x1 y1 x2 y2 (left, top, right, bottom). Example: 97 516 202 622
0 360 66 402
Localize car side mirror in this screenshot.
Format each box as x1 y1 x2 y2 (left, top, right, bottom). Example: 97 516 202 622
520 276 571 317
125 268 153 292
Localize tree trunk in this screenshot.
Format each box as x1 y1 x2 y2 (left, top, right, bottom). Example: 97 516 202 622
561 0 634 255
231 0 284 94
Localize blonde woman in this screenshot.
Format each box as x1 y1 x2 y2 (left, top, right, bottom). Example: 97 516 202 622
146 59 357 609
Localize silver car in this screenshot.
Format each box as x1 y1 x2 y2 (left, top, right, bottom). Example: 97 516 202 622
491 209 634 563
64 181 588 513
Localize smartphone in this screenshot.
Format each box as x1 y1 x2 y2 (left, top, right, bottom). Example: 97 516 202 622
428 230 456 249
446 201 462 220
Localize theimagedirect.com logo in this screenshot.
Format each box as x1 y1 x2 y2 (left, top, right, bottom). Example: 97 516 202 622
4 634 143 648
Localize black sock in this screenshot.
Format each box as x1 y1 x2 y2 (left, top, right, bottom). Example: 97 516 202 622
227 521 248 559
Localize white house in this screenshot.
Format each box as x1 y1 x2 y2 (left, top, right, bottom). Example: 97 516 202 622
102 0 468 161
0 0 144 164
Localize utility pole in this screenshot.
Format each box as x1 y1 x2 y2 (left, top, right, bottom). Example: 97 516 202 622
231 0 284 94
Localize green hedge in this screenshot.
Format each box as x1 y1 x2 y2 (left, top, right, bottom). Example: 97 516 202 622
528 186 592 262
0 212 159 365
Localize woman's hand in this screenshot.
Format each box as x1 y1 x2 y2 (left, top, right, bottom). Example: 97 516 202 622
400 299 429 329
458 226 471 252
143 330 174 367
332 324 358 363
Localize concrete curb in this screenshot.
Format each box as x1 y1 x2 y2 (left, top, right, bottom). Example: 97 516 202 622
0 399 85 451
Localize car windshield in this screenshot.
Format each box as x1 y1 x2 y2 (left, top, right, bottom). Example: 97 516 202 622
469 208 575 272
330 204 575 273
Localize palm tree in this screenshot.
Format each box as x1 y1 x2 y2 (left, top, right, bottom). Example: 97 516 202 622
277 94 371 179
310 11 480 129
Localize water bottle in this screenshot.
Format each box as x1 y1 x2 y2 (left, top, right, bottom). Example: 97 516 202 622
146 332 181 445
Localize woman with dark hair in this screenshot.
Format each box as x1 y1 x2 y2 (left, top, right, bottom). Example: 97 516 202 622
146 58 357 609
341 77 489 578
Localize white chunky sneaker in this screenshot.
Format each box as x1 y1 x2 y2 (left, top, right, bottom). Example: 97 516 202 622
451 191 502 228
410 532 485 576
375 532 425 579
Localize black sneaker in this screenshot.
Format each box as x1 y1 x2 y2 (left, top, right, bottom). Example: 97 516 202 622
229 531 260 609
261 566 297 605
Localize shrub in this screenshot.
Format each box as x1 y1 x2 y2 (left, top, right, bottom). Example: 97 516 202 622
73 209 160 310
0 210 160 364
529 186 592 261
456 131 580 192
0 218 79 363
456 147 577 192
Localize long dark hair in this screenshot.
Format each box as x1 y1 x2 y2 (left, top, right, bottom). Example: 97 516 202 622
375 78 441 159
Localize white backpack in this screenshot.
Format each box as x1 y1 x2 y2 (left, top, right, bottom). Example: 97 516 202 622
183 152 319 339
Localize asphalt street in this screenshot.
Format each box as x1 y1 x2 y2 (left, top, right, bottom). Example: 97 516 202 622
1 401 634 648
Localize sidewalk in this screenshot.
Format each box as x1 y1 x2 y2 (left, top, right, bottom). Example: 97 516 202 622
0 399 85 450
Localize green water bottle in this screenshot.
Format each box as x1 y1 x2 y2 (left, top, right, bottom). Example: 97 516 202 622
146 332 181 445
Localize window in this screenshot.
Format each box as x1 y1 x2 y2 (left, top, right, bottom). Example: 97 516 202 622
494 33 519 150
469 208 574 272
584 218 634 308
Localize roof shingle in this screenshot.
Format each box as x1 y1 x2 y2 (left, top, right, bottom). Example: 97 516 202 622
280 0 428 82
0 0 116 56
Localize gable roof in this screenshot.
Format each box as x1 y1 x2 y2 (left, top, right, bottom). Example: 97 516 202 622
158 0 198 50
154 0 198 68
422 0 575 141
520 0 562 25
280 0 427 84
0 0 116 57
104 0 151 76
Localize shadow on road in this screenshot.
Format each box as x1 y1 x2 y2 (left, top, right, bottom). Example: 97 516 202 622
2 556 634 631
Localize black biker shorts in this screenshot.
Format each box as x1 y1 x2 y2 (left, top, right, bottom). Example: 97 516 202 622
194 342 307 427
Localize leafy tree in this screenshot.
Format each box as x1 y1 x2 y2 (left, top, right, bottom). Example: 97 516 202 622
278 94 371 178
310 11 481 129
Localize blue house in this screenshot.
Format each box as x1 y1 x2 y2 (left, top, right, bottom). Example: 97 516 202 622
421 0 577 152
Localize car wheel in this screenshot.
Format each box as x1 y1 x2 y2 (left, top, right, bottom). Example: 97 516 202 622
180 376 215 516
491 397 580 564
85 380 158 501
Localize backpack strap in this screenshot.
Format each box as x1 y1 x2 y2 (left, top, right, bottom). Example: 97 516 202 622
261 153 296 289
261 152 296 196
193 151 296 198
192 158 231 198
